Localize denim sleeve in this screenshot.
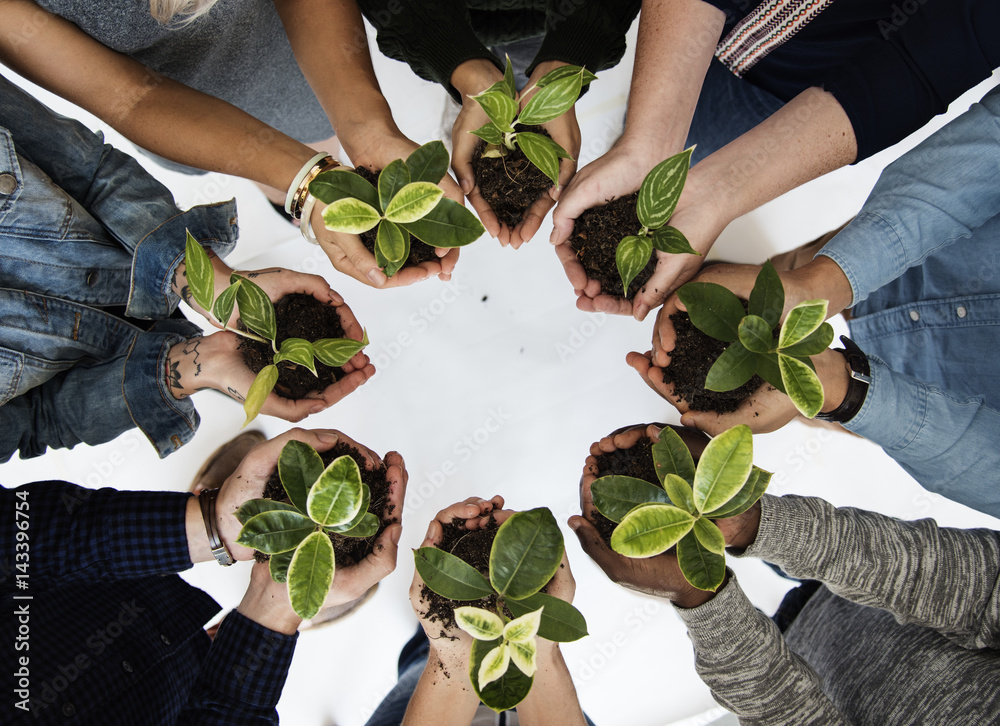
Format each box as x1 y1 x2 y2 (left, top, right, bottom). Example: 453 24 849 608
818 85 1000 305
0 323 201 461
0 75 238 319
0 481 192 592
843 355 1000 519
178 610 297 726
673 574 848 725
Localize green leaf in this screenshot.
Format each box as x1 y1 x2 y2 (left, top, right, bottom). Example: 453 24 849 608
535 65 597 88
778 353 825 418
748 260 785 329
490 508 564 600
379 245 405 278
662 473 696 514
376 219 409 264
692 424 753 514
383 181 444 224
413 547 494 600
610 504 696 558
705 466 771 519
243 364 277 426
377 159 411 212
505 593 588 643
312 330 369 368
692 517 726 555
781 322 834 357
273 338 317 376
738 315 775 355
616 235 653 298
676 282 746 343
478 642 511 689
516 131 566 187
402 196 485 248
232 275 276 341
636 148 693 230
779 299 829 348
322 197 382 234
329 511 378 538
471 638 533 712
518 70 583 126
307 455 364 527
268 549 294 583
235 498 299 525
236 509 315 554
309 168 379 208
287 530 335 620
455 606 505 641
501 55 517 97
278 439 323 514
470 123 506 146
471 89 518 133
508 640 537 679
591 475 671 523
503 608 543 644
653 427 697 485
184 229 216 312
756 352 786 393
651 226 699 255
705 340 757 392
212 281 239 325
405 141 450 184
676 530 726 592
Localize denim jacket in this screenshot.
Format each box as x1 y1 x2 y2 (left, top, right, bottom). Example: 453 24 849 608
819 85 1000 519
0 75 237 459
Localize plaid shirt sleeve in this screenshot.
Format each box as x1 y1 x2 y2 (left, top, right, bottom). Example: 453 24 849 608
1 481 193 593
178 610 298 725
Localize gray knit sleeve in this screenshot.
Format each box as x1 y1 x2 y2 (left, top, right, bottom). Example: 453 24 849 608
737 495 1000 650
674 575 849 725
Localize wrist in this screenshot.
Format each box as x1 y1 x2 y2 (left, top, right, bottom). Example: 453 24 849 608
238 574 302 636
818 348 852 414
790 255 854 315
185 495 214 563
451 58 504 98
671 577 722 609
165 338 201 400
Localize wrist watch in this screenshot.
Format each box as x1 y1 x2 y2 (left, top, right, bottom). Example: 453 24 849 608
199 488 235 566
815 336 871 423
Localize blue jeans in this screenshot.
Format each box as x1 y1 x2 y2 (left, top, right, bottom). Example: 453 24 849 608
0 75 237 459
366 629 598 725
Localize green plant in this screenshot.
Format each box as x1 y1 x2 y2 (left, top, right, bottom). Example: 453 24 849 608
676 260 833 417
614 148 700 295
234 440 379 619
183 233 368 424
591 425 771 592
413 508 588 711
469 57 595 187
312 141 484 277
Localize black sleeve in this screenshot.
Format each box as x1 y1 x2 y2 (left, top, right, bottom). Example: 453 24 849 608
528 0 642 76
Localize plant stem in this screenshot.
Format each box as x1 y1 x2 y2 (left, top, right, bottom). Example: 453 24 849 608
224 326 269 344
503 131 517 150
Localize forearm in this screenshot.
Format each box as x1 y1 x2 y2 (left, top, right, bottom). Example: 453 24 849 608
0 0 315 190
620 0 726 157
401 651 480 726
674 575 847 725
516 644 587 726
741 493 1000 649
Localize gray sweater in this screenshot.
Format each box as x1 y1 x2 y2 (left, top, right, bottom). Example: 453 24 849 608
675 495 1000 724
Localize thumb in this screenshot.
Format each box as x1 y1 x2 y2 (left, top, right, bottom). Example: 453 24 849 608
680 410 725 436
568 515 618 572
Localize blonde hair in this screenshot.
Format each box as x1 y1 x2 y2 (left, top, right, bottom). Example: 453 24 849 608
149 0 220 25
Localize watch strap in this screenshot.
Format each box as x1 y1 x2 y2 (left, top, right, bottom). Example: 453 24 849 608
816 336 871 423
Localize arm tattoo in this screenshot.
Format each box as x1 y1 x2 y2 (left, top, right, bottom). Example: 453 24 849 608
226 387 246 402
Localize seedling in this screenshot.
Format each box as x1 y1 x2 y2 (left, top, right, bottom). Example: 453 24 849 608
183 233 368 424
592 426 771 592
676 260 833 417
469 57 595 187
311 141 484 277
615 148 700 295
414 508 588 711
235 441 379 619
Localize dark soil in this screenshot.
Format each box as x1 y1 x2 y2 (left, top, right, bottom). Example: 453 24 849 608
254 441 394 566
568 192 654 300
238 294 347 400
591 436 658 544
471 125 553 229
354 166 439 268
663 311 765 414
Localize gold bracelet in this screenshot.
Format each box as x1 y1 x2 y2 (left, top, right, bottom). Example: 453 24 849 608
288 155 340 220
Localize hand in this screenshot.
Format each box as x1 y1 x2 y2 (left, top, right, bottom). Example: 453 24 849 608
410 495 505 667
166 331 375 420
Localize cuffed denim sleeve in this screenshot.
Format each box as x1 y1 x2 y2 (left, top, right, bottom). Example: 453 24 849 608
818 85 1000 305
842 355 1000 519
673 574 847 725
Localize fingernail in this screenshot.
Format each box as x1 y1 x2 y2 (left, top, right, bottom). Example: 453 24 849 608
390 525 402 545
680 415 693 427
367 269 387 286
329 290 344 305
309 405 324 415
460 178 473 195
567 518 580 531
317 432 339 444
635 304 650 321
549 229 558 245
